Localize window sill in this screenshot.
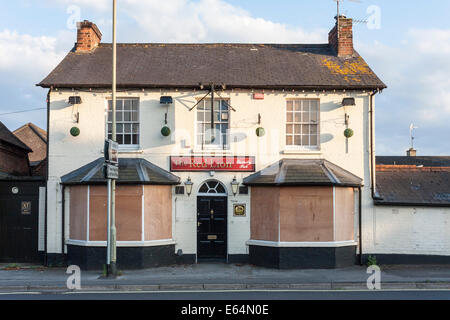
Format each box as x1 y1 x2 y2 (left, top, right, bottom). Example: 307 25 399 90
191 148 233 155
282 148 322 155
119 148 143 154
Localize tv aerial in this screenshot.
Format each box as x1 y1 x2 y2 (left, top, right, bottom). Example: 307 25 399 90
333 0 368 33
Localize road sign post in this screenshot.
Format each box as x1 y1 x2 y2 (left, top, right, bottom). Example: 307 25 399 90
104 139 118 276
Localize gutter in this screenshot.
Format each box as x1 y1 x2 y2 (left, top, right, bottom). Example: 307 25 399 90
358 187 363 265
374 201 450 208
37 84 387 92
369 90 383 200
44 88 51 266
61 185 65 258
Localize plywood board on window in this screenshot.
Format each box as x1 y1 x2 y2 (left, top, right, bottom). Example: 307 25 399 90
144 185 172 241
250 187 279 241
69 186 88 240
279 187 333 242
89 185 142 241
334 187 355 241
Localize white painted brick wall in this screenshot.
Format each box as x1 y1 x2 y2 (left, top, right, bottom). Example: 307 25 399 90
365 206 450 256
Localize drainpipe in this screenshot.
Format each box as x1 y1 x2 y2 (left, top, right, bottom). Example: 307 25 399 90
44 88 51 266
369 90 382 200
358 186 363 265
61 184 65 261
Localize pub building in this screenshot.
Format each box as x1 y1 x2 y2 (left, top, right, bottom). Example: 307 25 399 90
38 17 386 269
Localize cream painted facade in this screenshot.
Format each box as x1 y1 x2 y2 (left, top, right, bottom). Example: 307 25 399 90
47 88 378 260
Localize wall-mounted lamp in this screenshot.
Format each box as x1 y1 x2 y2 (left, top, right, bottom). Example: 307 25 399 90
342 97 356 107
184 177 194 196
231 177 240 196
68 96 82 105
160 96 173 105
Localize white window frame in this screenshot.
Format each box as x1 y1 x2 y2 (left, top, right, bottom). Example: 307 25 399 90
284 98 320 151
106 97 140 151
194 98 231 150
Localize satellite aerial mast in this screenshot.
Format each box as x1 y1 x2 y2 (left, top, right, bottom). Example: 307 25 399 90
410 123 418 149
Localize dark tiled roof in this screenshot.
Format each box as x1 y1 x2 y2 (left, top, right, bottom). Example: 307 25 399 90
38 43 386 90
61 158 180 185
375 168 450 207
376 156 450 167
0 121 32 152
243 159 362 187
14 123 47 142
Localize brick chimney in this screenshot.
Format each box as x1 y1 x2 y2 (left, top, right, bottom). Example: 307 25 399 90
328 15 354 57
75 20 102 52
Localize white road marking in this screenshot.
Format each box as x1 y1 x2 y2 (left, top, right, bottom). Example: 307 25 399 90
61 288 450 295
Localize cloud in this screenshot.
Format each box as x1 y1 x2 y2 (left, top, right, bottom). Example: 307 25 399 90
0 29 67 130
50 0 109 11
0 29 66 79
46 0 327 43
358 28 450 155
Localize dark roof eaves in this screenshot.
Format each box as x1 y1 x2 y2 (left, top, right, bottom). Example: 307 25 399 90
37 83 387 90
374 201 450 208
243 182 362 187
61 181 180 186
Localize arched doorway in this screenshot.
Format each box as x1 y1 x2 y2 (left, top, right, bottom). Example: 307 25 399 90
197 180 228 261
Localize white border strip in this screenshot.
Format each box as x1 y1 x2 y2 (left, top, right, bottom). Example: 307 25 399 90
38 187 46 251
246 240 357 248
86 186 90 241
66 239 176 247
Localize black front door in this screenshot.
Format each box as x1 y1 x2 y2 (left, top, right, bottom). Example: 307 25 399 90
197 196 227 260
0 182 41 263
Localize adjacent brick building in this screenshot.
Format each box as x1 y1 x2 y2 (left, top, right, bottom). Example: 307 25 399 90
0 121 32 176
13 123 48 177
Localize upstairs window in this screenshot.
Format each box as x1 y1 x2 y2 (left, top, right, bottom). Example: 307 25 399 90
196 99 230 149
286 99 319 149
107 98 139 146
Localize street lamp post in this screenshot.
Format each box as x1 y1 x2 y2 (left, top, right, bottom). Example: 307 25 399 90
109 0 118 277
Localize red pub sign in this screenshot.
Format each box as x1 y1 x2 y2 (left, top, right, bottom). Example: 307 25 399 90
170 156 255 172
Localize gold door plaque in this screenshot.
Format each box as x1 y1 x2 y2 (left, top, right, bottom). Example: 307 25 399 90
207 235 217 240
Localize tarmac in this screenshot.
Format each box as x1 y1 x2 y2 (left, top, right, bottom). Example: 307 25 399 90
0 262 450 292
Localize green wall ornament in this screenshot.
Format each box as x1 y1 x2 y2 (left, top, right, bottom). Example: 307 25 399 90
161 126 171 137
344 128 354 138
256 127 265 137
70 127 80 137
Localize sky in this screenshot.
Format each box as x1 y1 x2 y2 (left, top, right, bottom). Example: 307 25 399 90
0 0 449 155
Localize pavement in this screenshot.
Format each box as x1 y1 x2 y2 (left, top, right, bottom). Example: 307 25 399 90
0 262 450 292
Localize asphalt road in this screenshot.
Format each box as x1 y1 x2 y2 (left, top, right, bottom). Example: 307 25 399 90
1 289 450 300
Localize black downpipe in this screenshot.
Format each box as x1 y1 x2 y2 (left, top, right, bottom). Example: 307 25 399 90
210 84 215 130
358 187 363 265
61 185 65 259
44 88 51 266
369 90 383 200
369 91 376 199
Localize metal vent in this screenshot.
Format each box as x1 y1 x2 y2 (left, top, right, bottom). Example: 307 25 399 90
239 186 249 195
